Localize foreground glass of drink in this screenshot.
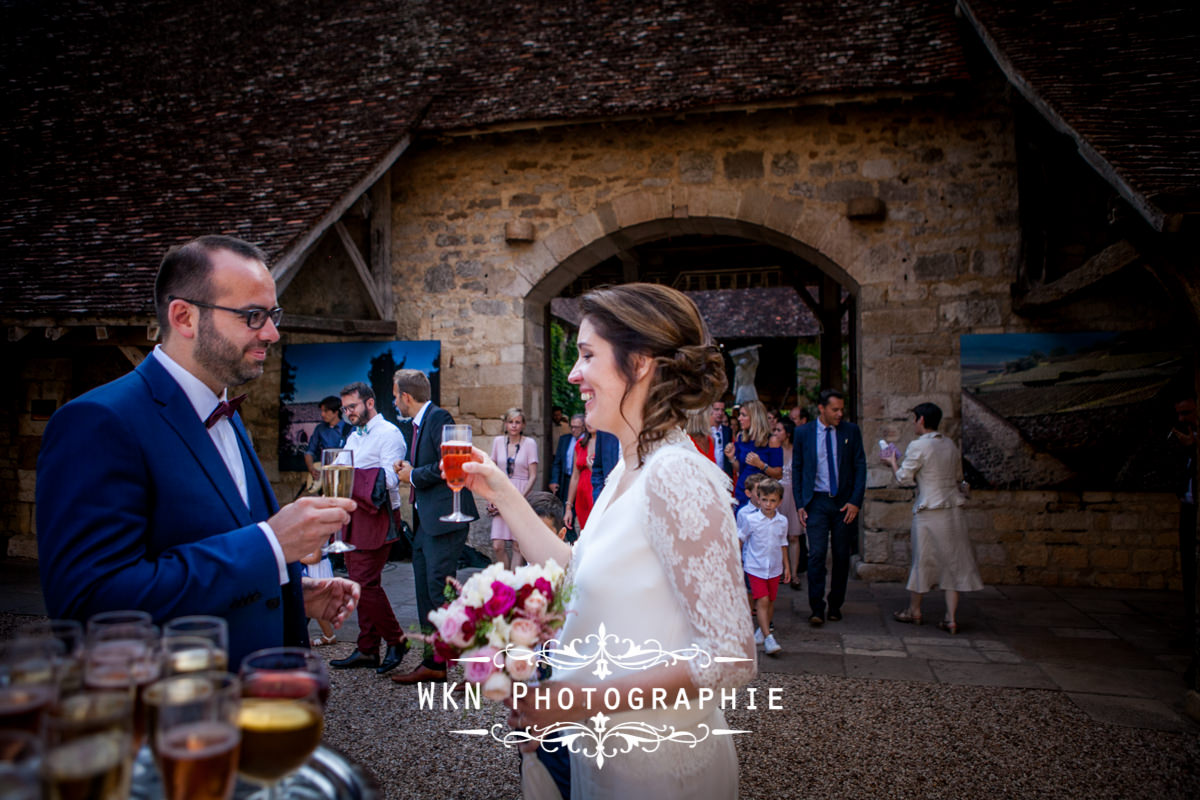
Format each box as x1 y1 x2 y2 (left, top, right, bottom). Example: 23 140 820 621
0 637 59 734
164 616 230 673
85 624 161 752
0 730 41 800
17 619 85 697
320 448 356 554
237 648 325 799
155 673 241 800
439 424 475 522
41 691 133 800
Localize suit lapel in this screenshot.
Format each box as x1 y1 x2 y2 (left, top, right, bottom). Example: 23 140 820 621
231 415 280 515
137 355 253 527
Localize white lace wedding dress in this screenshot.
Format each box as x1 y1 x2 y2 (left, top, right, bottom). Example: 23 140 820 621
554 429 757 799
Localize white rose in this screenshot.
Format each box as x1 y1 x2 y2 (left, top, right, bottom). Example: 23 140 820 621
505 648 537 682
481 671 513 702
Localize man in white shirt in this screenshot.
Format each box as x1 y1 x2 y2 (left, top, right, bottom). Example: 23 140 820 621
330 381 410 675
36 235 359 667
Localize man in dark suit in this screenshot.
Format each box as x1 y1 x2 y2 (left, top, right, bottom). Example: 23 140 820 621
711 399 734 478
36 235 359 668
548 414 585 502
391 368 477 684
792 388 866 626
590 430 622 502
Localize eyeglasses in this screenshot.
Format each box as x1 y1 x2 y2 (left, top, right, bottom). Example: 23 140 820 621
506 456 515 477
168 296 283 330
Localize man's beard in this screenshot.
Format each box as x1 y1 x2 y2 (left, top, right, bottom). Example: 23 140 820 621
195 312 265 388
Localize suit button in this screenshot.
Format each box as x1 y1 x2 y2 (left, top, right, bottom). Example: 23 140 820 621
266 597 280 610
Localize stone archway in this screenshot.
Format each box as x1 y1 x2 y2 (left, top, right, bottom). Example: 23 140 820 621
512 187 864 436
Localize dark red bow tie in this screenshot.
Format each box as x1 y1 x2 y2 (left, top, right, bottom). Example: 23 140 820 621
205 394 248 429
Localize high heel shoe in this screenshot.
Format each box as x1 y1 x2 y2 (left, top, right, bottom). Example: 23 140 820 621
937 619 958 635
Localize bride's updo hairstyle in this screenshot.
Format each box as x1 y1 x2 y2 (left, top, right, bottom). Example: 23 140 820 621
578 283 727 466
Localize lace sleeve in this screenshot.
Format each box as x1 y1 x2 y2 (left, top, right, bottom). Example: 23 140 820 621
643 448 757 690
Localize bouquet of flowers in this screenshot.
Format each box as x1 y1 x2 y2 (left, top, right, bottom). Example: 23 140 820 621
424 560 568 701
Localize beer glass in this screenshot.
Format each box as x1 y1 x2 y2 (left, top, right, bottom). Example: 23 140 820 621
154 673 241 800
164 616 229 673
41 691 133 800
236 647 325 800
162 637 221 677
320 448 355 554
439 424 474 522
86 610 152 638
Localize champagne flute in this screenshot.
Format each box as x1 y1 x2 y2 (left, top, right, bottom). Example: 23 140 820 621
439 424 475 522
155 673 241 800
236 647 325 800
321 448 355 554
17 619 84 697
85 624 161 753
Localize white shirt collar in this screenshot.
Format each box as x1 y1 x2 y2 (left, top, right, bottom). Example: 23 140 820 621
153 345 226 423
413 401 433 428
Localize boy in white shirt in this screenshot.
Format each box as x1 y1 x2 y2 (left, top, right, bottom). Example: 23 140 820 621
735 472 767 530
739 478 791 655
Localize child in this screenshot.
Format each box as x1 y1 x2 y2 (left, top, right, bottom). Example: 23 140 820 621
528 491 569 542
300 546 338 646
739 478 790 655
736 472 768 530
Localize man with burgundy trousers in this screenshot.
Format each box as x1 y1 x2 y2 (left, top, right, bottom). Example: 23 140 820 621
329 381 410 675
391 368 477 684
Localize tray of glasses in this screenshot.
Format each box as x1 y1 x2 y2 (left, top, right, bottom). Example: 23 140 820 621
130 744 379 800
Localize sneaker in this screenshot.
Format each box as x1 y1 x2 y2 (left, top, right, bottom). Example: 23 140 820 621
763 634 781 655
753 627 764 645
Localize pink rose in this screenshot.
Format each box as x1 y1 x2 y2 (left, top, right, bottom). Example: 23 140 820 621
461 646 499 684
509 618 541 648
483 581 516 618
523 589 548 616
504 647 537 682
481 671 513 702
534 577 554 602
440 607 476 649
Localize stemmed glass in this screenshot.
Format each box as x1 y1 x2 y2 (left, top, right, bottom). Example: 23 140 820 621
41 691 134 800
164 616 229 673
154 673 241 800
321 448 355 554
439 424 475 522
236 647 325 800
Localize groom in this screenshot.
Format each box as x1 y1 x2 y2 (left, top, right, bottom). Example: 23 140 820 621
391 368 476 684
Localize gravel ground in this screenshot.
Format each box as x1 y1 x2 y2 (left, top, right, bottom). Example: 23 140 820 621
315 639 1200 800
5 612 1198 799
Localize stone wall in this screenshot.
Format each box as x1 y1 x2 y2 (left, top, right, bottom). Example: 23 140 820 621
379 98 1181 588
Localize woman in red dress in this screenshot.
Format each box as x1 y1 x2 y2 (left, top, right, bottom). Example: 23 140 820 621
564 424 596 531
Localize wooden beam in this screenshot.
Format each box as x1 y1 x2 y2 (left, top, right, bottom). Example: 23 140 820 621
280 314 397 335
272 130 416 293
118 346 147 367
819 275 844 392
1015 239 1140 310
334 221 386 319
8 326 28 342
369 176 393 321
618 251 640 283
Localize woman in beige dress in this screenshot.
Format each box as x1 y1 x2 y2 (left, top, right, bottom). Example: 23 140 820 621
882 402 982 634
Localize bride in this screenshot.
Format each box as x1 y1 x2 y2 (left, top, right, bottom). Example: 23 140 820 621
461 283 756 799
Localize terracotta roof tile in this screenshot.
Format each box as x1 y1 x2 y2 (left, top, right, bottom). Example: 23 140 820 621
1 0 967 318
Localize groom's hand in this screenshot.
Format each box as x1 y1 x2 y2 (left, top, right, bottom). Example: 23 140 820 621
270 496 356 562
302 577 360 628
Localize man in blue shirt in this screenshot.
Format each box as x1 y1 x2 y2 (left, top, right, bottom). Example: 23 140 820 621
304 395 353 481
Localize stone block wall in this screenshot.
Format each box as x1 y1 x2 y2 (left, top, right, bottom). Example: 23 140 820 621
375 97 1181 587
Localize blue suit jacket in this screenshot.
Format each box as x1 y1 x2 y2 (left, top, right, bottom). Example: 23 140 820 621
590 431 621 502
549 432 576 501
791 420 867 511
36 352 307 668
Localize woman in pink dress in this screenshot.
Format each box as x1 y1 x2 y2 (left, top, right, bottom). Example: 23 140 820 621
488 408 538 568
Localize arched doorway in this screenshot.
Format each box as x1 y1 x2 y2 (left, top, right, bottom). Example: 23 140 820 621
525 216 861 447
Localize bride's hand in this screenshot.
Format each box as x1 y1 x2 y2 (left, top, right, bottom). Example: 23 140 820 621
459 446 513 503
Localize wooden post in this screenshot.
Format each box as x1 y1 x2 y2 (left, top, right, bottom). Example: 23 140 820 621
819 274 843 392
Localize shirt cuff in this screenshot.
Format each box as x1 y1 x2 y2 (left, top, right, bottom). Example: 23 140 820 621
258 522 289 585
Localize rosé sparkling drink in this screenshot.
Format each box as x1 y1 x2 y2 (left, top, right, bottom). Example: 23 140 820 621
439 425 475 523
